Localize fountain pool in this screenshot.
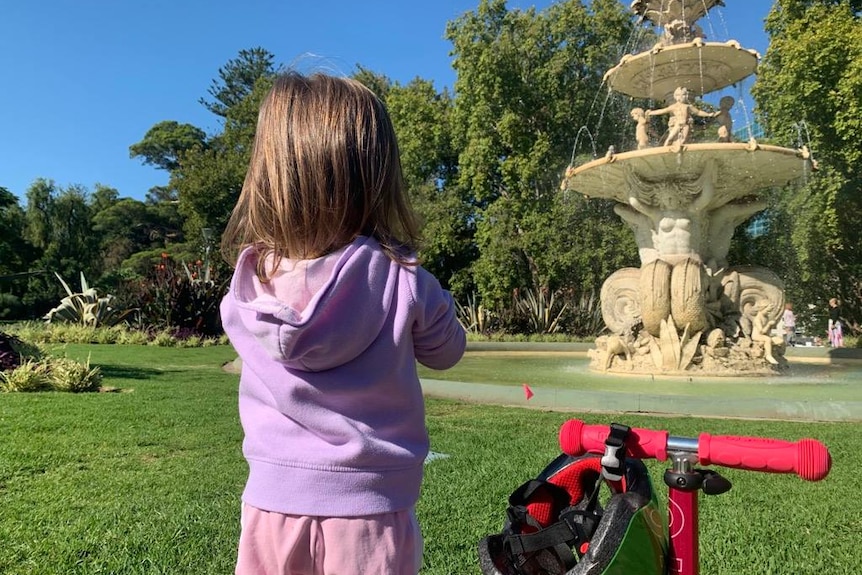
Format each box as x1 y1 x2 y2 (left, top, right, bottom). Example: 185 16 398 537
418 347 862 422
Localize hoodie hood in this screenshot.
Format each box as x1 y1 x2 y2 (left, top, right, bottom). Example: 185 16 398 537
225 236 402 371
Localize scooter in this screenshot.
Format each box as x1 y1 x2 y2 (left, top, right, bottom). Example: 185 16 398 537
479 419 831 575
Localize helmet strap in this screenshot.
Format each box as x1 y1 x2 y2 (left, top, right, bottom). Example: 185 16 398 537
601 423 631 485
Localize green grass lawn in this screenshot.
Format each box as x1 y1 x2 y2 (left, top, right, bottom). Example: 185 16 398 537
1 345 858 574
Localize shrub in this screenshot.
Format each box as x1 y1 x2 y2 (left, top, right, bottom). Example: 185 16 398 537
559 290 605 337
48 356 102 393
0 292 23 320
0 359 51 392
1 322 225 348
176 335 203 348
148 329 177 347
455 293 490 334
115 329 150 346
0 331 42 371
514 288 568 334
117 253 227 337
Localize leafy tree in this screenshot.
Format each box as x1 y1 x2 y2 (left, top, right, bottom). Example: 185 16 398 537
0 187 31 277
129 49 278 251
383 78 476 296
446 0 635 305
89 184 120 217
129 121 207 171
92 198 163 272
752 0 862 330
174 76 274 239
0 187 35 318
353 65 392 101
21 180 98 314
24 179 55 252
199 47 278 118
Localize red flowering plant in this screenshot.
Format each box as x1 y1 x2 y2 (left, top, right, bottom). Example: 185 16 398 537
124 252 227 337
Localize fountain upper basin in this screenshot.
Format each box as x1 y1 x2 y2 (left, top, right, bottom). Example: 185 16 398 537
604 40 759 101
562 142 813 206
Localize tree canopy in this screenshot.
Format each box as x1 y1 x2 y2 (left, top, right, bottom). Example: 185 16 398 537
752 0 862 329
5 0 862 338
446 0 637 303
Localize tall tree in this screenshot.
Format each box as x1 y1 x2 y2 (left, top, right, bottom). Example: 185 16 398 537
0 188 33 319
200 47 278 118
175 76 274 237
446 0 636 305
752 0 862 330
129 121 207 171
383 78 476 295
0 187 31 276
132 49 278 248
24 178 55 251
22 181 98 312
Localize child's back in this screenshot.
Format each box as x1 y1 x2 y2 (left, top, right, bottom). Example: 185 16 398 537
219 72 466 575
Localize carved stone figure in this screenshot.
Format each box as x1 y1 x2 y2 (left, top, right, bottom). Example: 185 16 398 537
622 161 716 264
647 87 719 147
631 107 651 149
604 333 634 371
750 303 782 365
715 95 735 142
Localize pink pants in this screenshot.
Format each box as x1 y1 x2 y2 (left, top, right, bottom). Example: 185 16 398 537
829 320 843 347
235 503 423 575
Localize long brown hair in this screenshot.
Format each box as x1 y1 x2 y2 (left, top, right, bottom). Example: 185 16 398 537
221 72 420 278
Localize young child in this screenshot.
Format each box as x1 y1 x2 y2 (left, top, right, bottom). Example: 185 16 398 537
219 72 467 575
828 297 843 347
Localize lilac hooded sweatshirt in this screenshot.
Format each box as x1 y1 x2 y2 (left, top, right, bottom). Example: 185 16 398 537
220 235 466 517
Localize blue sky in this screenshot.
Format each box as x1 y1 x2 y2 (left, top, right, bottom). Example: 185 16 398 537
1 0 774 203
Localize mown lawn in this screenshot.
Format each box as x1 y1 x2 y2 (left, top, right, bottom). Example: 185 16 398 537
0 344 858 574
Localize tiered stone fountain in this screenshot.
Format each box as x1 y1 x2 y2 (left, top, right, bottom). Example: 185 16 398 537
561 0 814 375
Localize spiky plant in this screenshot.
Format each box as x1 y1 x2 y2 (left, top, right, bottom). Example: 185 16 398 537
0 360 51 392
48 357 102 393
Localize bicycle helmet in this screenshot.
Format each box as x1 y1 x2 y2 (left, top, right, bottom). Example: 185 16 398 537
477 452 667 575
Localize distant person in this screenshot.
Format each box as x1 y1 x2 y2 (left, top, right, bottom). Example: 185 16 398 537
782 302 796 346
828 297 843 347
220 72 466 575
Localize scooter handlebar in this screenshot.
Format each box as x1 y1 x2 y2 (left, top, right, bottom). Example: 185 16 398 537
559 419 670 461
698 434 831 482
559 419 831 482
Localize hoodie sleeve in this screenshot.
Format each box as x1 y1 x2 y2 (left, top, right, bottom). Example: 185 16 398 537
410 266 466 370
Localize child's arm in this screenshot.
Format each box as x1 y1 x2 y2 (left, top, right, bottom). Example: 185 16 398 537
411 268 466 370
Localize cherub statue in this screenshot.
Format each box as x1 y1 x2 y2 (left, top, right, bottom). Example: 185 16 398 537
715 96 735 142
647 86 720 146
631 107 651 149
750 303 782 365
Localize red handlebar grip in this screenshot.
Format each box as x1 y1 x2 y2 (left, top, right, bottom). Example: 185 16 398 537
559 419 670 461
698 434 831 481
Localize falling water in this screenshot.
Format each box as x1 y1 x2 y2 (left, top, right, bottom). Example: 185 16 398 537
735 94 756 141
793 121 817 178
570 126 598 164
